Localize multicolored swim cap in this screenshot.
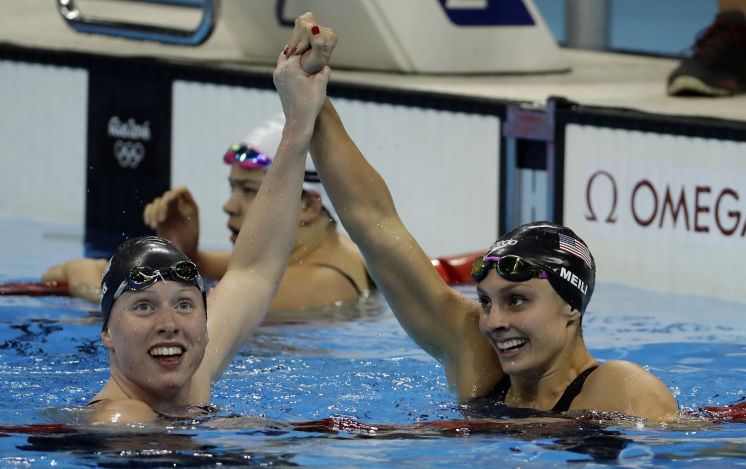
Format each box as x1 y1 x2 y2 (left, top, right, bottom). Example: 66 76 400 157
223 113 284 170
481 222 596 314
100 236 206 330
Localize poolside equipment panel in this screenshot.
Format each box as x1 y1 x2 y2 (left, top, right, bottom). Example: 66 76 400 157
221 0 568 74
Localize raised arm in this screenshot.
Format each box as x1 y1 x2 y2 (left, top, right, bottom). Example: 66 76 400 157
143 186 230 279
196 48 331 383
289 13 501 397
310 100 499 397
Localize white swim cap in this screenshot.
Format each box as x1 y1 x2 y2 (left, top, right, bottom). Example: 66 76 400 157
302 154 338 224
241 113 285 158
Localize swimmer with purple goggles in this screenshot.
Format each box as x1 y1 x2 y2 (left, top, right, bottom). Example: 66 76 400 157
223 144 272 170
142 114 371 312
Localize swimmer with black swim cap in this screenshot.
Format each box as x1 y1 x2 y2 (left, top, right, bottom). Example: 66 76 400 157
100 236 206 330
471 222 595 316
85 34 333 423
469 223 676 416
468 222 608 412
293 10 678 420
464 222 676 416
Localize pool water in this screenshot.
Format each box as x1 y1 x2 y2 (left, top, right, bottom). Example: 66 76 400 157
1 219 745 467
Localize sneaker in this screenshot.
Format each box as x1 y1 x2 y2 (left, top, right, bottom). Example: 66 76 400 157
667 10 746 96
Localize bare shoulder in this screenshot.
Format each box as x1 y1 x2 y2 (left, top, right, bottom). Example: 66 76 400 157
585 360 668 393
274 262 360 309
272 233 370 309
335 231 364 257
593 359 651 377
312 232 368 282
88 398 156 425
573 360 679 421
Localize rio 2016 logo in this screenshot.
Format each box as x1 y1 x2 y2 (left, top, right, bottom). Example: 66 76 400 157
113 140 146 169
107 116 151 169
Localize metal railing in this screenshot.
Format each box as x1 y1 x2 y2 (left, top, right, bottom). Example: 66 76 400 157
57 0 218 46
564 0 611 50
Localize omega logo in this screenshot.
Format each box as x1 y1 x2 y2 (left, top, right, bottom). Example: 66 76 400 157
585 170 617 223
585 170 746 237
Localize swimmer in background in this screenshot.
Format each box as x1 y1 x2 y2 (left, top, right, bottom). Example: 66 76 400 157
87 40 333 423
143 115 370 311
287 13 679 421
42 121 370 312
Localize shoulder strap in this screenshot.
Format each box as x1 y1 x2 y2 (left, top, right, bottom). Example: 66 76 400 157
308 262 362 294
551 365 599 412
485 373 512 404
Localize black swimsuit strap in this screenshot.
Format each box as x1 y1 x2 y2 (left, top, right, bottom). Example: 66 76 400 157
551 365 599 412
488 373 512 403
485 365 600 412
309 263 363 295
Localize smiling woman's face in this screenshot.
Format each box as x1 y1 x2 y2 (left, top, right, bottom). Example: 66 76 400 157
102 280 208 403
476 269 575 379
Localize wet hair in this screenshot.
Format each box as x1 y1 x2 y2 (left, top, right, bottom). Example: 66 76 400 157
99 236 206 330
483 221 596 314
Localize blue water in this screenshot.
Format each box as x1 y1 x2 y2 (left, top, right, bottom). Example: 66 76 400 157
1 219 746 467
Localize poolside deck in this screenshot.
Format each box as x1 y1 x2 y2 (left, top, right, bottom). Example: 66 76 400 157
2 1 745 123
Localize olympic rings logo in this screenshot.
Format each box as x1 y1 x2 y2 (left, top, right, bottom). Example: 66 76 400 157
113 140 145 169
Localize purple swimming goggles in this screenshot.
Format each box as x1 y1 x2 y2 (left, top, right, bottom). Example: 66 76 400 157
223 144 272 170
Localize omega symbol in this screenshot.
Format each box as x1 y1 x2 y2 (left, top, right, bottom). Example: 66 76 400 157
585 170 618 223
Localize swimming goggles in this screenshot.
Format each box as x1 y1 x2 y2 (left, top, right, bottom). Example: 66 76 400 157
223 144 272 169
471 255 549 283
112 261 205 301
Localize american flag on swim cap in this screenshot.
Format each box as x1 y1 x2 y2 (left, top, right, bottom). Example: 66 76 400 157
558 233 593 268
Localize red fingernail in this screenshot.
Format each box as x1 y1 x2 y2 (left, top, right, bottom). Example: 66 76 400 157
291 47 297 54
283 46 288 55
311 25 320 35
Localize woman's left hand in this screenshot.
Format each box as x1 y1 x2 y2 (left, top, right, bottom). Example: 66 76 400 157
273 44 331 132
286 12 338 75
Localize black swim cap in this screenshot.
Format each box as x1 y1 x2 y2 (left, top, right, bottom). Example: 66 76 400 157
482 222 596 314
100 236 206 330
